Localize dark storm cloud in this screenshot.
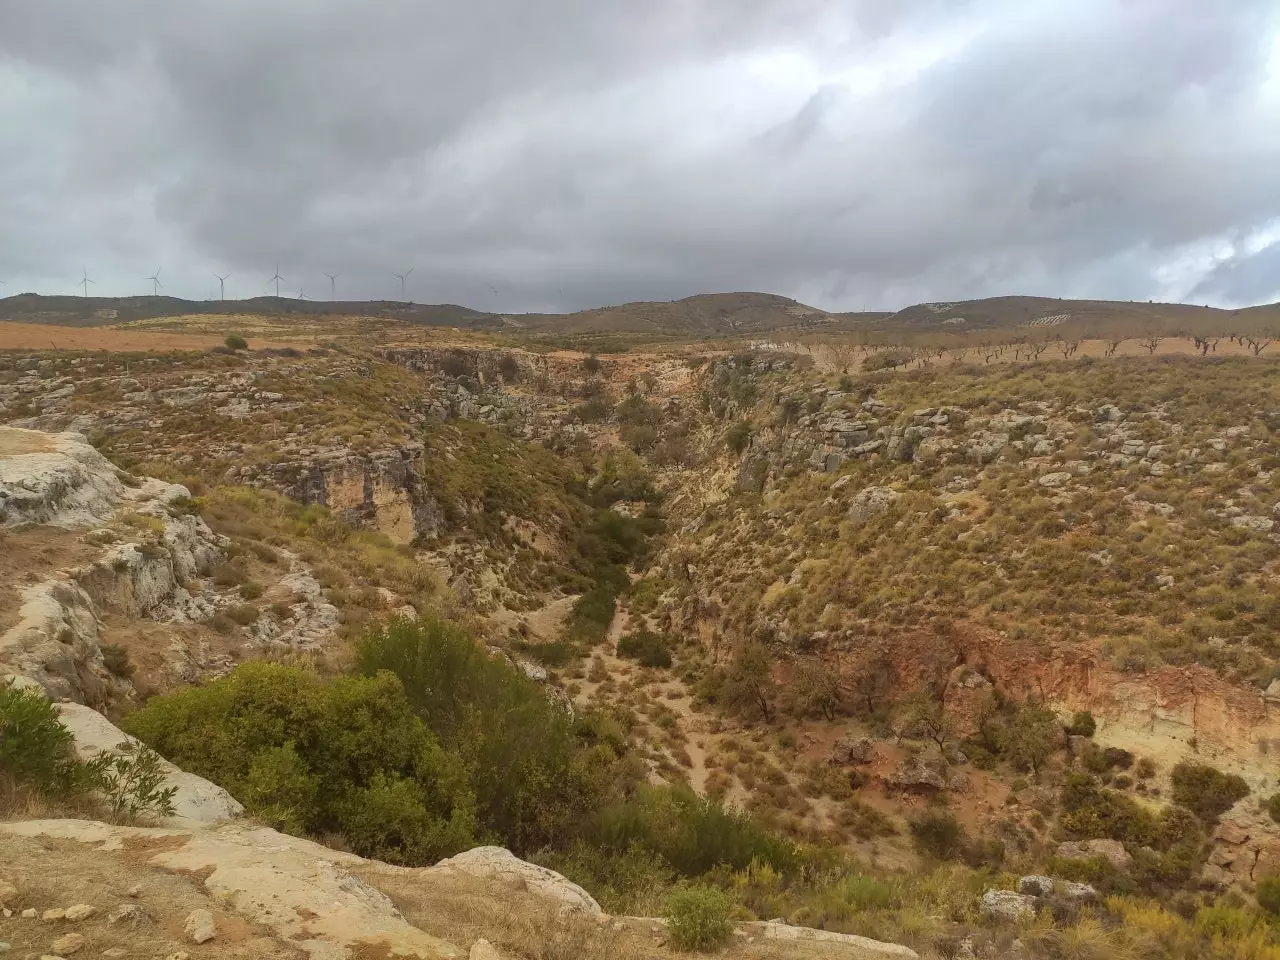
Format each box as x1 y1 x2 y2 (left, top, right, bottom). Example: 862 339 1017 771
1 0 1278 310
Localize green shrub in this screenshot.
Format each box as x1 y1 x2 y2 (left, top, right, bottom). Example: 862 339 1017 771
122 660 475 863
583 355 602 374
909 810 966 861
617 629 672 668
592 785 798 877
1066 711 1097 737
565 585 618 647
726 422 753 455
1170 762 1248 823
665 885 735 952
87 742 178 822
355 615 619 853
1257 875 1280 915
1268 793 1280 825
0 680 82 797
224 335 248 351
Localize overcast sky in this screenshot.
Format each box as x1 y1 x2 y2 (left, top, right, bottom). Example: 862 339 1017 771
2 1 1279 313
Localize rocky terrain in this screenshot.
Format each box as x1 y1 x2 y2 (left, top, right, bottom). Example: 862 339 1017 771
8 312 1280 960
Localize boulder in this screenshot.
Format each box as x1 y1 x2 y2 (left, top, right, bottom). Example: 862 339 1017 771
847 486 900 525
830 736 875 766
55 702 244 823
50 932 87 955
431 847 602 915
885 753 968 792
469 940 505 960
1017 876 1096 900
184 909 216 944
980 890 1037 922
63 904 95 922
1055 838 1132 871
757 921 918 958
0 428 124 528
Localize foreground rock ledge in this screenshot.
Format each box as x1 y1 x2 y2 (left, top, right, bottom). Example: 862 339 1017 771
0 819 919 960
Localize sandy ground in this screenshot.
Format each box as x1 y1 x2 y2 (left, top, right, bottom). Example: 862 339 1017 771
0 321 299 353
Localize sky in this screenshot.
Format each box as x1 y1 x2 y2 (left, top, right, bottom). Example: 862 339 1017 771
2 1 1279 313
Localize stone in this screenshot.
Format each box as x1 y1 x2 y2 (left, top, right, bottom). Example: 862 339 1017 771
884 753 968 792
1017 876 1096 900
758 921 918 958
165 954 190 960
980 890 1037 922
830 735 875 765
62 904 94 922
106 903 151 927
183 909 215 944
49 932 86 955
1037 471 1072 488
43 908 67 921
1231 515 1274 534
1055 838 1132 870
102 950 127 958
470 939 505 960
54 704 243 823
847 486 900 524
22 909 37 919
0 880 15 906
432 846 602 914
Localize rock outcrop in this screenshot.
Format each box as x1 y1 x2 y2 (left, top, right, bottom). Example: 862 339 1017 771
430 846 602 914
54 702 244 823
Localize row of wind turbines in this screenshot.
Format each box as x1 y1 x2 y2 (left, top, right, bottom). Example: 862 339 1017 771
29 266 422 302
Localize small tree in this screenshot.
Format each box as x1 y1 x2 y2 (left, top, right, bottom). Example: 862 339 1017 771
898 691 956 754
999 700 1061 776
87 741 178 822
1066 711 1097 738
722 641 777 721
582 354 602 374
225 334 248 351
790 658 841 721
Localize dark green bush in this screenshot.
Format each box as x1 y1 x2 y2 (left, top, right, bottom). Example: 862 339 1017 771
1170 762 1249 823
592 785 798 877
617 629 673 668
1268 793 1280 824
1066 711 1097 737
355 615 622 853
122 660 475 863
909 810 966 861
1 680 82 798
726 421 753 455
1257 875 1280 915
665 885 735 952
224 334 248 351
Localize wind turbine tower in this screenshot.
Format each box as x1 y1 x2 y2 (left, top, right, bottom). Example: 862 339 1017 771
146 268 162 296
80 267 94 297
269 264 285 298
324 272 338 300
215 274 230 301
393 269 413 302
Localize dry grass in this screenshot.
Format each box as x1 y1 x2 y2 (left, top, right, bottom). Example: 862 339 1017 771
352 865 878 960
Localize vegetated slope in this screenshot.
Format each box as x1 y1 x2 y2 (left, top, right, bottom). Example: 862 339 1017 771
522 292 844 336
0 292 499 329
861 295 1280 334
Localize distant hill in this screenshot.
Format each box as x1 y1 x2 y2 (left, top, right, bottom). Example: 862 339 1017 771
0 293 500 330
2 291 1277 338
850 295 1280 334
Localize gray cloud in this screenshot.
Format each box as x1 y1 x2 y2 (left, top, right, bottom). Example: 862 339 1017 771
1 0 1278 311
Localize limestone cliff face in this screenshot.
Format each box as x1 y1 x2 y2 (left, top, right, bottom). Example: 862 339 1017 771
248 444 444 545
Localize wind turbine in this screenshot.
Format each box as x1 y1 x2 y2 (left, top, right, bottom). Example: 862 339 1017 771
323 272 338 300
145 267 162 296
215 273 230 301
393 269 413 301
297 287 308 301
268 264 285 298
79 267 94 297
